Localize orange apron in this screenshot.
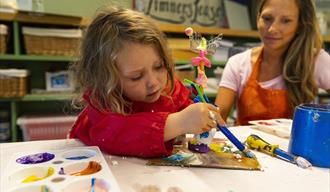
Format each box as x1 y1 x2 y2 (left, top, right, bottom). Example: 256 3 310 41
237 49 291 125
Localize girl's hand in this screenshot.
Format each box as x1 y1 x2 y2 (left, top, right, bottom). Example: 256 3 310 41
176 103 222 134
165 103 224 141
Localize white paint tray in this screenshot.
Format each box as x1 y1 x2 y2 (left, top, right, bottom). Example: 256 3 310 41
248 119 292 138
1 146 121 192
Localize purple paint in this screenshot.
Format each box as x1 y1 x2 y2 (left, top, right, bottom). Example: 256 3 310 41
16 152 55 164
188 142 210 153
58 167 65 175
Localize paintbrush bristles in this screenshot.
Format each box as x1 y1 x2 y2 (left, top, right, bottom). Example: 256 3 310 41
243 149 256 158
295 157 312 169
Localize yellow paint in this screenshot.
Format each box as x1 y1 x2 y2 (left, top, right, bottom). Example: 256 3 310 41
189 138 198 145
210 143 225 153
22 167 54 183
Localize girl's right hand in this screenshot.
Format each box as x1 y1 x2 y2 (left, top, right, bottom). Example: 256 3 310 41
177 103 222 134
164 103 224 141
174 103 223 134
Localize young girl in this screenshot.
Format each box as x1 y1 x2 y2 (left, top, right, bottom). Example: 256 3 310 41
215 0 330 125
69 7 221 158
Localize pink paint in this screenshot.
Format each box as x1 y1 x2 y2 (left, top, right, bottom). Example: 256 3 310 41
258 121 274 126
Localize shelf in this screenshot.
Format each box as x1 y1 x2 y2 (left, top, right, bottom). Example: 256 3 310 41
175 59 226 67
1 54 221 65
0 93 73 101
0 54 228 66
158 22 330 43
0 54 76 62
157 22 260 38
0 11 86 26
324 35 330 43
22 93 73 101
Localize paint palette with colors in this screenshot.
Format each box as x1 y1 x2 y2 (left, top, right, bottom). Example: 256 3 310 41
248 119 292 138
1 146 120 192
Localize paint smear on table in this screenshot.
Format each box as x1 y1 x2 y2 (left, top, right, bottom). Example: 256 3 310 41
147 138 261 170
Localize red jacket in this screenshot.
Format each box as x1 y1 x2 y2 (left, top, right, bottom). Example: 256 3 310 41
70 80 192 158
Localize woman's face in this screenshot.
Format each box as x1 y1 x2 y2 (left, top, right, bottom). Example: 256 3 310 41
257 0 299 51
117 42 168 103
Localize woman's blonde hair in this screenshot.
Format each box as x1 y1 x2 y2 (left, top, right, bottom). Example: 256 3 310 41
70 6 175 114
257 0 323 109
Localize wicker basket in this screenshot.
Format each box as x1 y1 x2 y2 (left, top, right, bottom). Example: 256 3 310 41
22 27 82 56
0 69 29 98
0 24 8 54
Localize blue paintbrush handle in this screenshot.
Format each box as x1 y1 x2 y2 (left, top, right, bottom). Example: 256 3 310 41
217 125 245 151
90 177 96 192
274 148 295 162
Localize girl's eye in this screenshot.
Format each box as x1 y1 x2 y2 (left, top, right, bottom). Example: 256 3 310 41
155 62 165 70
130 75 142 81
262 15 272 22
155 64 163 69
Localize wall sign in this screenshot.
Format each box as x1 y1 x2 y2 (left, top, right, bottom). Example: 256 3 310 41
134 0 228 27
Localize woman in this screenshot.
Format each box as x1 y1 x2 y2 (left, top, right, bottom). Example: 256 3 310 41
215 0 330 125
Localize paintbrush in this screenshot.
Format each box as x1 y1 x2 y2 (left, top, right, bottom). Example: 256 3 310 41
184 79 255 158
90 177 96 192
41 185 49 192
217 124 255 158
246 134 312 168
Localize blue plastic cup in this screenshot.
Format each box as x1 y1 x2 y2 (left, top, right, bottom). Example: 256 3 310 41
288 104 330 168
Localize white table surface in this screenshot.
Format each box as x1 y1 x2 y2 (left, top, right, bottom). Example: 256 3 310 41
1 126 329 192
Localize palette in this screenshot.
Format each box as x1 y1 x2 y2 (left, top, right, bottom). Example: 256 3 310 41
248 119 292 138
147 138 261 170
1 146 121 192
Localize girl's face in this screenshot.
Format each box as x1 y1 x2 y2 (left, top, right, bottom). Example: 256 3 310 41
117 42 168 103
257 0 299 51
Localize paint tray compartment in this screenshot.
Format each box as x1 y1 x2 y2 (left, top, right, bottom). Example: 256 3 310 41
1 146 121 192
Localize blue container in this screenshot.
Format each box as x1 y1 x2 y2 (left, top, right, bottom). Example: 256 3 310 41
288 104 330 168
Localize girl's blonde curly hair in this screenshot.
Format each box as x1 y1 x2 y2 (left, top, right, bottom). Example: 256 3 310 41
70 6 175 114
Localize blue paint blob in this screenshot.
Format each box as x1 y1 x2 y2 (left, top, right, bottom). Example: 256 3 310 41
65 156 90 160
200 132 209 138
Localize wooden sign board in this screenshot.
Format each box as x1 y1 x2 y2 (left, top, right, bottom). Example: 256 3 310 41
134 0 228 28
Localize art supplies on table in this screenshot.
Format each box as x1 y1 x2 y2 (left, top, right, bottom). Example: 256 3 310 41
147 138 261 170
248 119 292 138
246 134 311 169
1 146 120 192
